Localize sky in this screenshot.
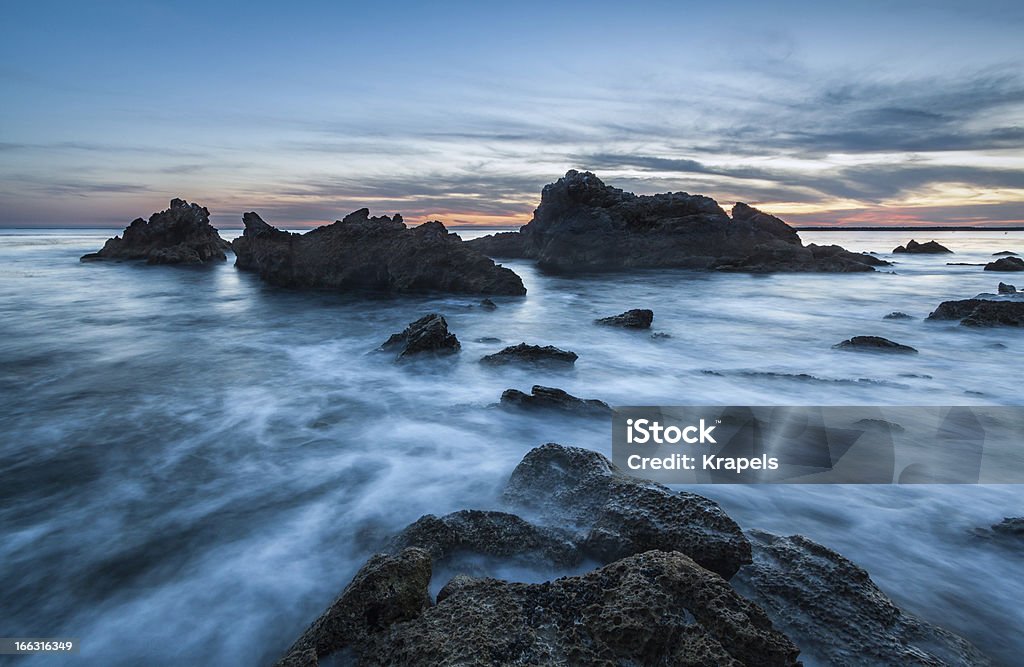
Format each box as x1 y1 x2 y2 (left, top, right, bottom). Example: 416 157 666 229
1 0 1023 229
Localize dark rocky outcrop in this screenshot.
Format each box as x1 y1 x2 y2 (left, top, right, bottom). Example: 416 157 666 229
893 239 953 254
360 551 800 667
984 256 1024 272
833 336 918 354
480 343 577 366
478 298 497 310
992 251 1018 256
503 443 751 579
275 548 432 666
389 510 580 567
466 171 885 273
990 517 1024 538
594 308 653 328
928 299 1024 327
380 314 460 359
80 198 230 264
232 209 525 295
500 386 611 415
734 531 993 667
998 282 1017 294
884 311 915 320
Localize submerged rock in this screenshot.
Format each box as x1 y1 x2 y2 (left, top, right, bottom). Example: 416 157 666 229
466 170 884 274
984 256 1024 272
503 443 751 579
478 298 497 310
360 551 800 667
380 314 460 359
928 299 1024 327
998 282 1017 294
884 311 915 320
80 198 229 264
500 386 610 415
594 308 654 328
480 342 577 366
734 531 992 667
990 517 1024 538
833 336 918 354
893 239 953 254
232 209 526 295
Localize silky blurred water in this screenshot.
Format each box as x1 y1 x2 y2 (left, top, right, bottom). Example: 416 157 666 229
0 228 1022 665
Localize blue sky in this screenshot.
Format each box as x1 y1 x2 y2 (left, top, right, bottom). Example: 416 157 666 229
2 0 1023 228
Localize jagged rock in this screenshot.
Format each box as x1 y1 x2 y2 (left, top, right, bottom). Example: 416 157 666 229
500 386 611 415
80 198 229 264
984 256 1024 272
359 550 800 667
733 531 992 666
275 548 432 666
991 517 1024 538
992 251 1018 256
232 209 526 295
594 308 654 328
884 311 915 320
928 299 1024 327
503 443 751 579
480 343 577 366
893 239 953 254
389 510 580 567
381 314 460 358
833 336 918 354
479 298 497 310
998 282 1017 294
466 170 884 273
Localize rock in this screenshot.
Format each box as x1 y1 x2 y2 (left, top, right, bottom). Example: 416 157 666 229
466 170 884 274
473 336 501 344
361 551 800 667
594 308 653 328
232 209 526 295
984 256 1024 272
389 510 580 567
733 531 992 667
832 336 918 354
275 547 432 666
503 443 751 579
500 386 611 415
80 198 230 264
998 282 1017 294
992 251 1018 256
928 299 1024 327
884 311 915 320
651 331 672 339
478 298 497 310
990 517 1024 538
381 314 460 358
893 239 953 254
480 343 577 366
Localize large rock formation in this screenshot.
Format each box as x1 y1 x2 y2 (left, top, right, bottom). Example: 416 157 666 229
80 198 230 264
893 239 953 254
466 171 886 273
232 209 526 295
927 299 1024 327
734 531 993 666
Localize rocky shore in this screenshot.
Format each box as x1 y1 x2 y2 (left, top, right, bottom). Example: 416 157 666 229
466 171 887 274
273 443 992 667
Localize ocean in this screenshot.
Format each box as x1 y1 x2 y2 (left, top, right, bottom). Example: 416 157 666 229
1 228 1022 665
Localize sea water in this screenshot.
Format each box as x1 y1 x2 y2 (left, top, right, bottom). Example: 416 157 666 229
1 228 1022 665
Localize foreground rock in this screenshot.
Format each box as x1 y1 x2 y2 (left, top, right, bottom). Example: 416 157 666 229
734 531 992 666
594 308 653 328
833 336 918 354
381 314 460 359
503 443 751 579
80 198 229 264
893 239 953 254
232 209 525 295
500 386 611 415
361 551 800 667
984 256 1024 272
480 343 577 366
998 282 1017 294
928 299 1024 327
466 170 885 273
